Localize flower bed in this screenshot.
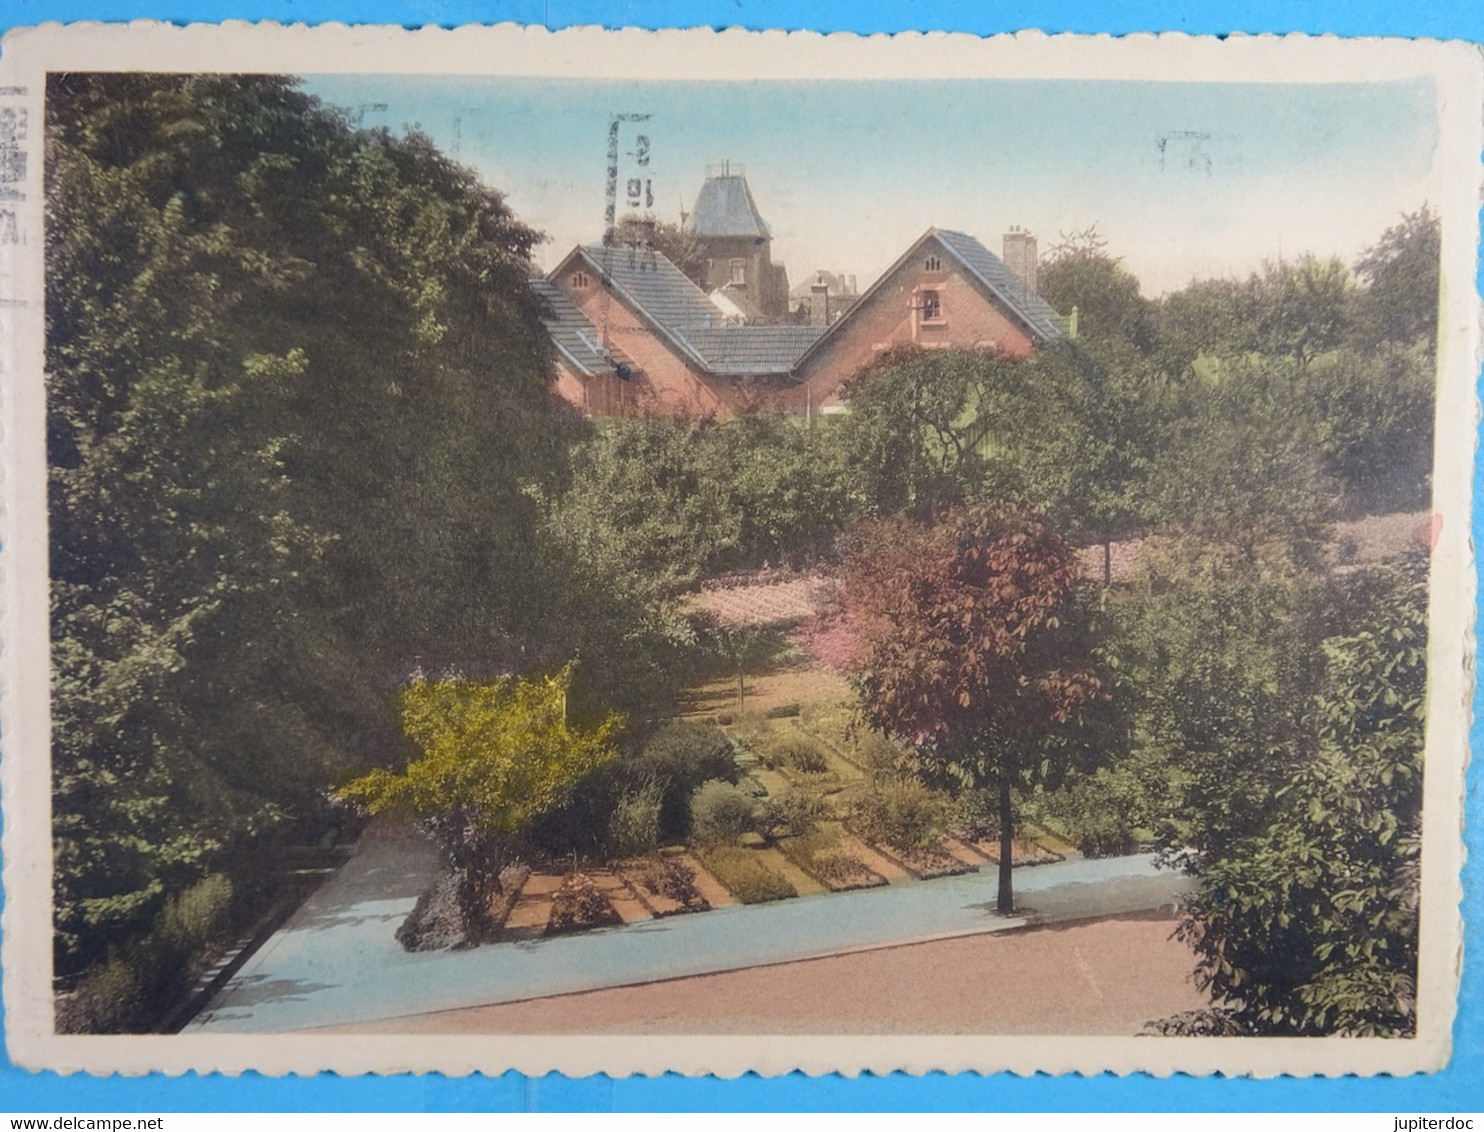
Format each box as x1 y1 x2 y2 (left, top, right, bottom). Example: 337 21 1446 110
621 857 712 917
544 873 624 936
859 835 979 881
697 847 798 904
775 828 886 893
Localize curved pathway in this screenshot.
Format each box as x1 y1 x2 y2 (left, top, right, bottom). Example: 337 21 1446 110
188 824 1190 1033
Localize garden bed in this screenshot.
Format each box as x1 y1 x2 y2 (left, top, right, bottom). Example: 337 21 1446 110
697 846 799 904
859 835 980 881
616 856 712 918
774 827 887 893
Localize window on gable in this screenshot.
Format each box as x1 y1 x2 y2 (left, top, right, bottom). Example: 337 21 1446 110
919 288 943 322
572 270 592 289
729 258 746 285
925 255 943 272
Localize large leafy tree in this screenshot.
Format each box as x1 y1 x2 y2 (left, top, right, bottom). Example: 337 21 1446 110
48 74 566 977
842 501 1108 912
1152 559 1426 1036
1352 206 1440 353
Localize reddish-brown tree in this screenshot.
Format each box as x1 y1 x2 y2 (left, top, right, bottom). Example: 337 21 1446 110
842 501 1106 912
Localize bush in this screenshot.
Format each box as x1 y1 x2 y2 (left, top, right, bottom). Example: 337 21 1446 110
701 847 797 904
55 873 236 1033
1027 773 1140 859
56 953 145 1034
954 789 1005 843
762 789 829 838
606 779 664 858
639 858 709 911
690 780 759 846
632 721 740 840
852 779 950 852
754 730 831 775
546 875 622 935
157 874 233 958
527 720 740 856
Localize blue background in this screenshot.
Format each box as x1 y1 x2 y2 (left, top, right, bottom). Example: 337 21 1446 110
2 0 1481 1113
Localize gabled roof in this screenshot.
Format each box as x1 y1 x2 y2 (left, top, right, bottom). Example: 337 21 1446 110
933 229 1063 341
684 325 826 375
546 245 821 377
691 174 772 240
530 278 616 377
794 228 1064 371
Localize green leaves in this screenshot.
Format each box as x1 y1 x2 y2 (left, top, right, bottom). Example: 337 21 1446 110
47 73 564 980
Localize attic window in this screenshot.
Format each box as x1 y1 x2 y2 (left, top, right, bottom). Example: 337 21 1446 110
572 270 592 289
925 255 943 272
729 258 746 285
919 289 943 322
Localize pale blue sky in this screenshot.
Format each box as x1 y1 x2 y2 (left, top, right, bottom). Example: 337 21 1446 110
304 74 1439 295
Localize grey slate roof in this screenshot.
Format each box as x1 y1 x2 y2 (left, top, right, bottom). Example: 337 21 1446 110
579 244 721 363
684 325 826 375
933 229 1064 342
690 174 772 240
530 277 615 376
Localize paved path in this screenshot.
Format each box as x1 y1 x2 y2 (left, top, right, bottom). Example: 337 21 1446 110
188 825 1191 1033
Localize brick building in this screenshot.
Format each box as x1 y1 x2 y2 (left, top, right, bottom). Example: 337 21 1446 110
535 227 1067 419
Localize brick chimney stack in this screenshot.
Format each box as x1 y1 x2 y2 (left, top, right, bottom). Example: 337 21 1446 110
1002 225 1039 293
810 273 831 326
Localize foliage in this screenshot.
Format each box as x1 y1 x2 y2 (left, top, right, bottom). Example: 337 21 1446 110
753 730 832 775
1352 206 1440 353
1295 343 1434 512
608 213 707 288
842 500 1109 910
1038 243 1156 349
1167 559 1426 1036
606 779 665 859
47 73 572 984
525 719 738 856
700 847 797 904
338 667 620 934
839 343 1155 549
638 858 709 911
1146 354 1337 583
56 873 234 1033
546 875 622 935
762 790 830 838
552 414 854 594
689 780 761 846
851 780 951 852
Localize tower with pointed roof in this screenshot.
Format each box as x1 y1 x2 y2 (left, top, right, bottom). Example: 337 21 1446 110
688 162 791 321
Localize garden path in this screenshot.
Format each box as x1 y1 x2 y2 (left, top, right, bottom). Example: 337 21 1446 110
188 822 1191 1034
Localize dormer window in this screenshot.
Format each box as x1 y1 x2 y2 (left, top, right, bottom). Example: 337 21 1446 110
572 270 592 289
925 255 943 272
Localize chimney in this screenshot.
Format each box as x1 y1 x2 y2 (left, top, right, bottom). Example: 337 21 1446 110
1002 225 1039 293
810 278 831 326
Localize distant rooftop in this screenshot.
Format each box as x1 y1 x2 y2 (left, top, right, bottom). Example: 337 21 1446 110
691 164 772 240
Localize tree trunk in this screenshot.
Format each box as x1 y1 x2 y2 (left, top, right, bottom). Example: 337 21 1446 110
1103 539 1112 588
997 775 1014 914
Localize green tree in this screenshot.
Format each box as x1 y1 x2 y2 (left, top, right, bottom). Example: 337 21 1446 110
1352 206 1440 353
1153 559 1426 1036
338 666 620 932
1251 255 1355 369
47 73 568 984
1039 234 1156 349
841 501 1109 912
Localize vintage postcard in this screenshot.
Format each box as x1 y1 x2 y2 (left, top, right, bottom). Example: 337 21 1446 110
0 23 1477 1078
